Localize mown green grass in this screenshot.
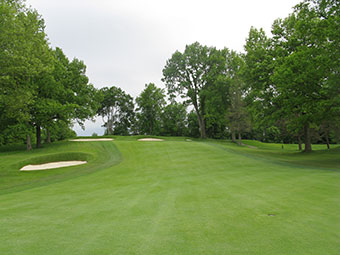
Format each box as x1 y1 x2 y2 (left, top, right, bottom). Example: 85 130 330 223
0 137 339 254
0 141 121 195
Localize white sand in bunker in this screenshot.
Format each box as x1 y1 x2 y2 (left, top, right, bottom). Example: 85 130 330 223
69 138 114 142
20 161 87 171
138 138 164 141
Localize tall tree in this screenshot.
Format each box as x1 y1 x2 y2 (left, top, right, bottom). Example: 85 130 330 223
97 86 134 135
0 0 52 149
271 0 339 152
162 42 227 138
1 1 99 149
30 48 99 148
223 51 251 142
135 83 165 135
243 27 278 143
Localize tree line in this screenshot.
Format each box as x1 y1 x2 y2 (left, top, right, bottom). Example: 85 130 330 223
1 0 339 152
0 0 98 149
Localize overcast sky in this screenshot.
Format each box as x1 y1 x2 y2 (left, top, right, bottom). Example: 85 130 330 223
26 0 302 136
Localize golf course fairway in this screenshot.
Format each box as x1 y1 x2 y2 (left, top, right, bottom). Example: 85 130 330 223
0 137 339 254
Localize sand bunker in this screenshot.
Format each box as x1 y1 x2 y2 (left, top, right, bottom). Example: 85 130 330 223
138 138 164 142
69 138 114 142
20 161 87 171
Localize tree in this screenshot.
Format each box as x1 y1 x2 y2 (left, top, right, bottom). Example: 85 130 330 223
243 27 278 143
203 74 230 139
0 2 98 149
162 42 227 139
221 51 251 142
97 86 134 135
135 83 165 135
271 0 339 152
226 85 251 143
30 48 99 148
309 0 340 148
0 0 52 149
186 110 200 138
161 102 187 136
44 120 76 142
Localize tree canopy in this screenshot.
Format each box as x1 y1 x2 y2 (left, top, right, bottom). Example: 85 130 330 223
1 0 339 151
0 1 99 149
162 42 227 138
135 83 166 136
97 86 134 135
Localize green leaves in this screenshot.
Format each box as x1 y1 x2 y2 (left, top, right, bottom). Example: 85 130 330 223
0 1 51 145
162 42 229 138
97 86 134 135
0 1 99 146
243 0 340 149
136 83 166 135
161 102 187 137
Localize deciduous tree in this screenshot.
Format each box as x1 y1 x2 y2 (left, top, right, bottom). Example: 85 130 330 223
97 86 134 135
162 42 227 138
161 102 187 136
135 83 165 135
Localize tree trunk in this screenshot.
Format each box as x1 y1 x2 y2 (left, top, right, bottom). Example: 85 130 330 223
46 129 51 143
149 119 153 135
304 123 312 152
325 132 330 150
238 132 242 144
108 119 113 135
199 116 206 139
231 131 236 143
193 106 206 139
26 134 32 151
200 96 207 139
192 96 206 139
298 135 302 151
36 125 41 148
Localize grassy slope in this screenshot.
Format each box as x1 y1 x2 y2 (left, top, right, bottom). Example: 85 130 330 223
0 141 121 195
0 138 339 255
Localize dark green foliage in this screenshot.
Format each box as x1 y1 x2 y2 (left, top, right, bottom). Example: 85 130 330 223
0 1 99 148
243 27 277 143
1 0 339 148
186 110 200 138
0 123 33 146
0 0 51 148
135 83 166 135
162 42 228 139
45 121 77 142
160 102 187 136
28 48 99 148
271 0 340 151
224 51 251 142
243 0 340 150
97 86 135 135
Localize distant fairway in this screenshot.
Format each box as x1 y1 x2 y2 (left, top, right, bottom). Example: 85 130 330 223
0 137 339 255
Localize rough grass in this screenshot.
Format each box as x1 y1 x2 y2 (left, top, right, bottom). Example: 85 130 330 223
241 139 339 151
0 137 339 254
229 140 340 169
